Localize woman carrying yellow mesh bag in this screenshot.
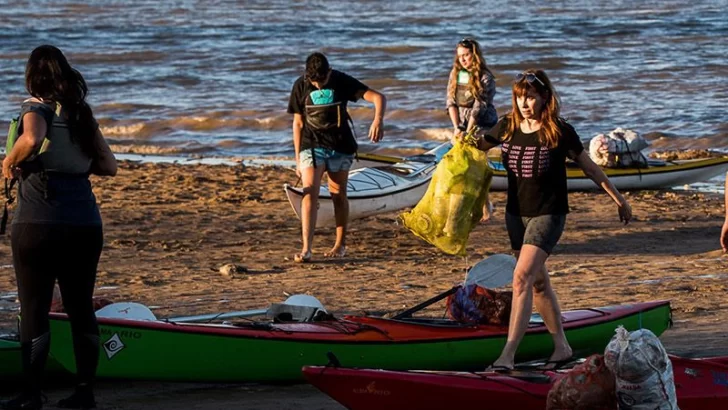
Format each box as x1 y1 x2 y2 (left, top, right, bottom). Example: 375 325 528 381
401 130 493 256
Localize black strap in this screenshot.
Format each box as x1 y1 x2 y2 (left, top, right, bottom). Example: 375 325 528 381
1 178 18 235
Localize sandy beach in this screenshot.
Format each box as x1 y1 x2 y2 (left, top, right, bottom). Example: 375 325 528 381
1 160 726 409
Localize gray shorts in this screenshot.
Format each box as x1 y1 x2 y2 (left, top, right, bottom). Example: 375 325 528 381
505 213 566 255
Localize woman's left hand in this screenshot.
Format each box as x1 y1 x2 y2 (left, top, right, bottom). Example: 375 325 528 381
618 200 632 224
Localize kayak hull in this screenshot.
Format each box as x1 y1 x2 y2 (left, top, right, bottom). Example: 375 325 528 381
285 143 452 227
489 157 728 191
0 336 68 381
303 355 728 410
47 301 671 382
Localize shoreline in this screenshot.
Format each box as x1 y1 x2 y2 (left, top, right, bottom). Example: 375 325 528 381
0 159 727 409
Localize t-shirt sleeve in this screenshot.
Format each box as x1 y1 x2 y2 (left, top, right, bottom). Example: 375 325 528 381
18 100 55 135
339 72 369 102
287 77 304 115
483 117 507 145
560 120 584 160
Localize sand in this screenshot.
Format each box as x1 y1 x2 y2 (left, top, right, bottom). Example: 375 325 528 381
0 160 726 409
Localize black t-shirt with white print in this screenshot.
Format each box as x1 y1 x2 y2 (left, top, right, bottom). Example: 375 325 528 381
485 117 584 217
287 70 369 155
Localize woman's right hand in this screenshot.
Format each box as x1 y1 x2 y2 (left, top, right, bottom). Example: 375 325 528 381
451 128 463 145
295 159 302 178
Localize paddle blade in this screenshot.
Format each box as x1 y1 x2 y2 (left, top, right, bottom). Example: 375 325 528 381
96 302 158 321
464 253 516 288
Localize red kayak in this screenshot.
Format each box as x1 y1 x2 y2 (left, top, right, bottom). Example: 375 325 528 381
303 355 728 410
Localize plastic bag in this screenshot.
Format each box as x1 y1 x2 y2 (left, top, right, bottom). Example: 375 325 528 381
401 137 492 256
589 128 649 168
546 354 617 410
446 284 512 325
604 326 678 410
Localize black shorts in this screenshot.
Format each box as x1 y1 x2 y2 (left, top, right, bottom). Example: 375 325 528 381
505 213 566 255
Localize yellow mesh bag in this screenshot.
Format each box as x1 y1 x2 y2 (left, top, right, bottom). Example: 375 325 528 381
401 132 493 256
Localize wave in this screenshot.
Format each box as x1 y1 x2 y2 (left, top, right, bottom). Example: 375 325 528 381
71 51 168 64
98 113 292 138
645 132 728 151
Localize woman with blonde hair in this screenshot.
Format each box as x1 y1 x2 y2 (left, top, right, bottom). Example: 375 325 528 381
468 69 632 371
446 37 497 136
446 38 498 221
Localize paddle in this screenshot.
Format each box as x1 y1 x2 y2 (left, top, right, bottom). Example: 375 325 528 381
96 294 322 323
392 253 516 320
165 294 325 323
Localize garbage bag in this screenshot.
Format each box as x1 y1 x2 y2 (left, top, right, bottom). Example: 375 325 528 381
604 326 678 410
401 136 492 256
546 354 618 410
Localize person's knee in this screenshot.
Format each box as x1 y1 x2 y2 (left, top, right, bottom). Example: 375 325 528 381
301 185 319 198
512 268 535 296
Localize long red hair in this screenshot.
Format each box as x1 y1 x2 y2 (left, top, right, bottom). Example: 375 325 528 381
503 69 562 149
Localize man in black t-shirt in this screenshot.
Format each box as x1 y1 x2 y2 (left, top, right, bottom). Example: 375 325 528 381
287 52 387 263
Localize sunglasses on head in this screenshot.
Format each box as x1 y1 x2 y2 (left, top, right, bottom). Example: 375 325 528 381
458 38 475 48
515 72 546 87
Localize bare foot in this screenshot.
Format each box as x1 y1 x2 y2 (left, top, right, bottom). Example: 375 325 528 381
324 246 346 258
548 345 573 363
294 251 312 263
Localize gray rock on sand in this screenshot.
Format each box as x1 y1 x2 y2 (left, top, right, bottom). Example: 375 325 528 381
219 264 248 277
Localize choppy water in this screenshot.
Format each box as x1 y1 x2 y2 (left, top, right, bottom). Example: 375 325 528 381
1 0 727 158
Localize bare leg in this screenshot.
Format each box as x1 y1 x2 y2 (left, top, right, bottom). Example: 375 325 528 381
325 170 349 257
491 245 549 369
298 165 325 261
533 263 572 362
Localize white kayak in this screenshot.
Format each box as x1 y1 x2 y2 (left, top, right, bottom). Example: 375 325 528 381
284 143 452 228
488 156 728 191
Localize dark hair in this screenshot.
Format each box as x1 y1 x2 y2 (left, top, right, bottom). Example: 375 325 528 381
305 52 330 82
25 45 98 159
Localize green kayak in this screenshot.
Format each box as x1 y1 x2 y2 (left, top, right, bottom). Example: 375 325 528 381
0 335 68 381
0 336 22 380
47 300 671 383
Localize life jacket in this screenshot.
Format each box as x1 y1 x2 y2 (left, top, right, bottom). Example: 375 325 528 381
2 99 92 233
455 70 475 108
304 88 344 131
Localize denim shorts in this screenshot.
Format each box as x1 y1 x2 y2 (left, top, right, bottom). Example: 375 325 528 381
299 148 354 172
505 212 566 255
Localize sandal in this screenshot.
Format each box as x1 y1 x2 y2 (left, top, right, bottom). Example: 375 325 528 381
533 357 576 371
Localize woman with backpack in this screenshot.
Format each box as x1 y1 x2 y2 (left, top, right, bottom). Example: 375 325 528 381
1 45 117 410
